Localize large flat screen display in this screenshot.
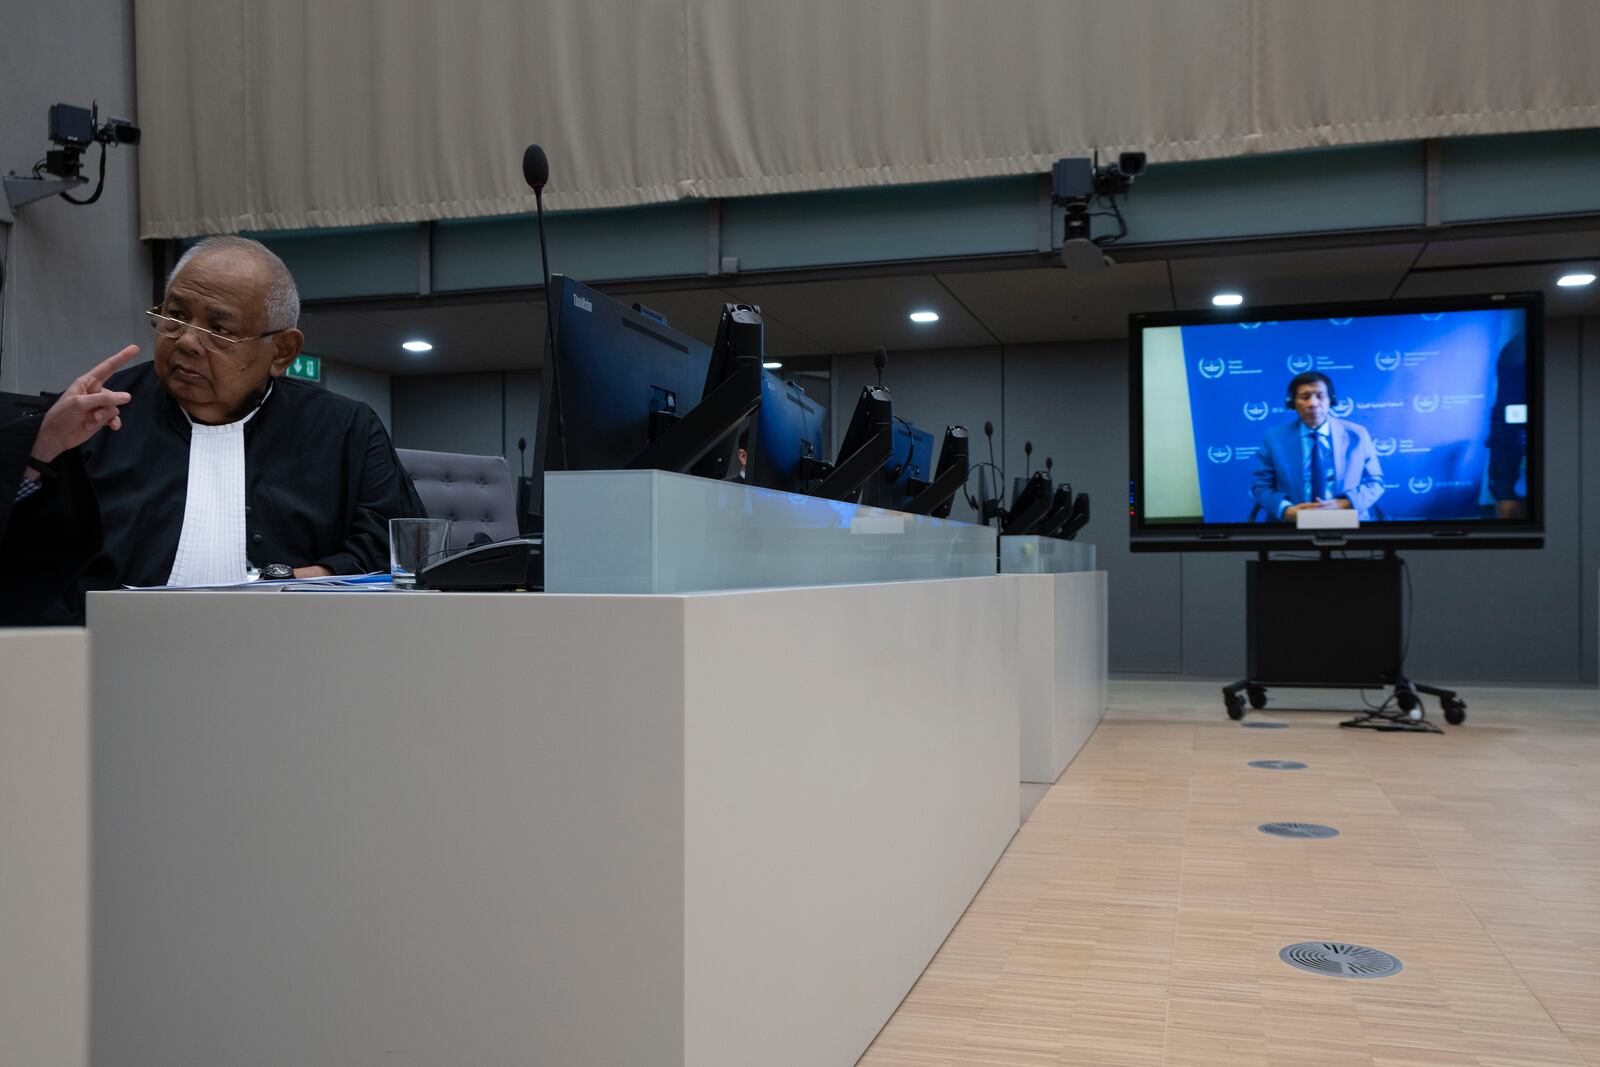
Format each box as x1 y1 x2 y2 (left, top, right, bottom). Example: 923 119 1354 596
1129 293 1542 551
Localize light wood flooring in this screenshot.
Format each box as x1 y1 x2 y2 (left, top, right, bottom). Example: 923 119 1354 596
861 681 1600 1067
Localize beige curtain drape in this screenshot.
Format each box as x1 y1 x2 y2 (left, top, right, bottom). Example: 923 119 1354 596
134 0 1600 239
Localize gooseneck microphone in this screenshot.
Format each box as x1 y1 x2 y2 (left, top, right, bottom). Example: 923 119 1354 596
521 144 549 193
523 143 566 470
517 436 527 478
874 346 888 389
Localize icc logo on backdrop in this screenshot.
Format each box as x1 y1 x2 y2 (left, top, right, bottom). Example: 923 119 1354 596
1375 350 1402 371
1242 401 1270 422
1331 396 1355 418
1409 476 1434 494
1286 353 1315 374
1198 358 1226 380
1413 393 1440 413
1374 437 1398 457
1207 445 1233 464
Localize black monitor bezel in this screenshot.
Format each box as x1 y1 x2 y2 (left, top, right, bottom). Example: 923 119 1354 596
1127 291 1545 553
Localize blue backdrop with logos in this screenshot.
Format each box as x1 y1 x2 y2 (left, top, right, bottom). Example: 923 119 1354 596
1178 310 1525 522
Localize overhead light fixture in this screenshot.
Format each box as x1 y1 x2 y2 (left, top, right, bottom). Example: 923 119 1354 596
763 361 783 369
909 310 939 323
1556 272 1595 288
1212 293 1244 307
401 340 433 353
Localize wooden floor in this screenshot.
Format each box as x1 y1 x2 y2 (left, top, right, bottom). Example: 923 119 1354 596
861 681 1600 1067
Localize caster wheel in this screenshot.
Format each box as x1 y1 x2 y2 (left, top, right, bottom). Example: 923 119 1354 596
1396 689 1420 713
1247 686 1268 710
1226 697 1245 721
1443 700 1466 726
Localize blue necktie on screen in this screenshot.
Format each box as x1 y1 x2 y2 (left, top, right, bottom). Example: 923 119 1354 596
1310 430 1330 501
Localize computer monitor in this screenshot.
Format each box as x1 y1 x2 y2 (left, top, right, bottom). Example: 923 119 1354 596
529 276 710 517
529 281 763 521
860 417 934 511
628 300 764 476
810 385 893 503
905 425 970 518
1035 484 1075 536
1002 471 1054 535
745 373 828 493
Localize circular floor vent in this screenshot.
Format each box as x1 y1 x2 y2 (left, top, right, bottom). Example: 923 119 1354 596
1259 822 1339 839
1280 941 1402 979
1248 759 1308 770
1243 721 1289 729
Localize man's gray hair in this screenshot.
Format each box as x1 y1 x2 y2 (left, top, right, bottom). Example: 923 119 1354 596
166 236 300 332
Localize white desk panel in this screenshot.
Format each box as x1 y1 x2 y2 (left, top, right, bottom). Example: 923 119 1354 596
1 628 90 1067
89 578 1020 1067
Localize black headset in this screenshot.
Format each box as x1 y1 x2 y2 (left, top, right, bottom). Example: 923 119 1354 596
1285 371 1337 410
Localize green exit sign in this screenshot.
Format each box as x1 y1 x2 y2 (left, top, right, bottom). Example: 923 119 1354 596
287 354 322 383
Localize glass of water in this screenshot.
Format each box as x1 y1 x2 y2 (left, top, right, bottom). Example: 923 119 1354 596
389 518 452 589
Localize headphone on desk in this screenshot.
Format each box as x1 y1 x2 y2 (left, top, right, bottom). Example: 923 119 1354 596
1285 371 1337 410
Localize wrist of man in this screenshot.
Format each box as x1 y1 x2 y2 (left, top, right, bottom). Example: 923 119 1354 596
29 437 67 465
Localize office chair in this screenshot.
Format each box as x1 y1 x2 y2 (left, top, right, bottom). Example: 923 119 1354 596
396 448 520 551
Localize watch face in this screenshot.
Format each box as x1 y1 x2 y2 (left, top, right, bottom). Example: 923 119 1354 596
261 564 294 580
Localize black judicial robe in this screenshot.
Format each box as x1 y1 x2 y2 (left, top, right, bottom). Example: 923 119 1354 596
2 364 422 618
0 406 102 623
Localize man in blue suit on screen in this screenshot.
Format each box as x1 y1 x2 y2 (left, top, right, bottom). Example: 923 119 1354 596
1250 371 1384 521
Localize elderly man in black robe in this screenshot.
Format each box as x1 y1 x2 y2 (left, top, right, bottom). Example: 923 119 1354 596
2 235 422 622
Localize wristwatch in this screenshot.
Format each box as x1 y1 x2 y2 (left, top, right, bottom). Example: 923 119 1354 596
260 563 295 580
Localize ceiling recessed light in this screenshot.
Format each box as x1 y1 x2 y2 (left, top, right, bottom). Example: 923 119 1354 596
909 310 940 323
1556 272 1595 288
763 361 783 369
402 340 433 353
1212 293 1244 307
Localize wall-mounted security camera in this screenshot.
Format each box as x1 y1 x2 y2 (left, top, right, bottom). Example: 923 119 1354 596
1050 150 1146 271
4 101 141 217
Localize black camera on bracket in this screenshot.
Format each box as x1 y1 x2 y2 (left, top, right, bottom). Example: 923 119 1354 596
44 102 141 179
1050 150 1147 269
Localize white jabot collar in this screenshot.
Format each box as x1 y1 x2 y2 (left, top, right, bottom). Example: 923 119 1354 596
164 386 271 587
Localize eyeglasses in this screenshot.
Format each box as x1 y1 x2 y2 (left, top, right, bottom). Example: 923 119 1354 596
145 306 289 354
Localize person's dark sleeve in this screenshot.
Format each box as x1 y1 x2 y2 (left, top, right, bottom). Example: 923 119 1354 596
0 424 103 625
311 410 425 576
0 413 37 544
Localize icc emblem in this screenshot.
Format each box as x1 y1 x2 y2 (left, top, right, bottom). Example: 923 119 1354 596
1331 397 1354 418
1328 318 1353 326
1207 445 1233 464
1375 349 1402 371
1242 401 1269 422
1286 353 1314 374
1198 358 1225 380
1374 437 1398 457
1413 393 1440 413
1408 476 1434 494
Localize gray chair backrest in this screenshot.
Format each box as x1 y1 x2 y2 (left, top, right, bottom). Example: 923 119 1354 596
396 448 519 550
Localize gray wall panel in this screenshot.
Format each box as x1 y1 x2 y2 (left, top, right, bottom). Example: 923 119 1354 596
502 371 541 471
391 373 504 457
1179 553 1247 678
321 363 391 431
0 0 151 395
1001 342 1183 674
